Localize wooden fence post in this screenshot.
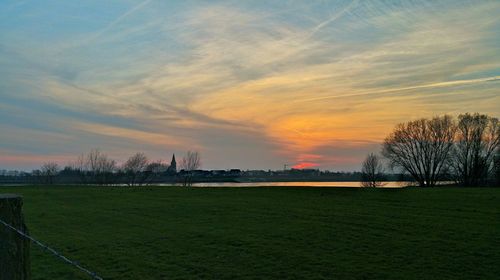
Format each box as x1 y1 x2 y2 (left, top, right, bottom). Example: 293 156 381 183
0 194 30 280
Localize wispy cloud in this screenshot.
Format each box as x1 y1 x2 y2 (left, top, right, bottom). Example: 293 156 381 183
88 0 154 43
308 0 358 38
295 76 500 103
75 122 194 149
0 0 499 170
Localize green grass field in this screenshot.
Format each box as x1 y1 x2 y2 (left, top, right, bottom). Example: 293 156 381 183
1 186 499 279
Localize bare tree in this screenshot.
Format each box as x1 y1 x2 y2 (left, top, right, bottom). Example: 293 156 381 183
144 160 169 185
179 151 201 186
71 153 89 184
71 149 116 185
122 153 149 186
41 162 60 184
495 149 500 186
96 154 117 185
382 115 456 187
87 149 101 174
452 113 500 186
92 149 117 185
361 153 386 187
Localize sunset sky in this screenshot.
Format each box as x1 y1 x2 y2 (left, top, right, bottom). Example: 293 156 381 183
1 0 499 171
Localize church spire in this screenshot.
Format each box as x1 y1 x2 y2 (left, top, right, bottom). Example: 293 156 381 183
168 154 177 173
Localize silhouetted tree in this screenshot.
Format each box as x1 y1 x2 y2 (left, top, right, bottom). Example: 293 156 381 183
452 113 500 187
41 162 60 184
180 151 201 186
495 149 500 186
382 115 456 187
91 149 116 185
72 149 116 185
361 153 386 187
144 161 169 185
123 153 149 186
71 153 89 184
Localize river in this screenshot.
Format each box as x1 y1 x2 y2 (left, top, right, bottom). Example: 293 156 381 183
172 181 410 188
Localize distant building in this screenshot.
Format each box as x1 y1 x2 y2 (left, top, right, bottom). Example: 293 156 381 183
167 154 177 174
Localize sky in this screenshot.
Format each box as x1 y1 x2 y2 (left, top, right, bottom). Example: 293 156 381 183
0 0 499 171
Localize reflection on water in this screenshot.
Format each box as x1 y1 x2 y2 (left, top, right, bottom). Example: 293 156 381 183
0 181 417 187
181 181 409 188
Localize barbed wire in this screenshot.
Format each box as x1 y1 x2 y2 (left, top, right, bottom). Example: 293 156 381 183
0 218 103 280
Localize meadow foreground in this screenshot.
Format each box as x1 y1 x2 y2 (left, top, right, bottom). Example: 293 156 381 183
1 186 499 279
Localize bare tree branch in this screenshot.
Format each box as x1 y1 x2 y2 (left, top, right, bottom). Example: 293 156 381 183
452 113 500 186
361 153 386 187
122 153 149 186
179 151 201 186
382 115 456 187
41 162 60 184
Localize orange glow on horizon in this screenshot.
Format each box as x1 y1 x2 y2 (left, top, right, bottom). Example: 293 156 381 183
291 162 319 169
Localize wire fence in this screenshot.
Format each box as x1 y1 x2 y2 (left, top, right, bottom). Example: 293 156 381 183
0 217 103 280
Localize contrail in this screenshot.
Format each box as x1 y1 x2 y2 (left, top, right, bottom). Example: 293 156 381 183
295 76 500 103
308 0 357 38
264 1 357 67
90 0 153 41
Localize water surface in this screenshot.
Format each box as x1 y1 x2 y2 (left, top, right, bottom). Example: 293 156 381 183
185 181 408 188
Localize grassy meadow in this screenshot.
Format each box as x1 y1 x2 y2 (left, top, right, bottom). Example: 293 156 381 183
0 186 499 279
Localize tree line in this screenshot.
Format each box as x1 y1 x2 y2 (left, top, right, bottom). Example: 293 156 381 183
36 150 201 186
362 113 500 187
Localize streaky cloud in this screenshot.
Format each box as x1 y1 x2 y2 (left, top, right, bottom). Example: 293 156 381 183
295 76 500 103
308 0 358 38
0 0 499 170
86 0 154 45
